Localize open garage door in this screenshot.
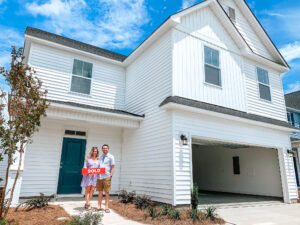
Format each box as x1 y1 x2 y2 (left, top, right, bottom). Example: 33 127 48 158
192 138 283 206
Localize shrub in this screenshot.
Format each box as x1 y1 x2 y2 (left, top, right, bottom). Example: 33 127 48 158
15 193 54 211
190 208 200 221
66 212 103 225
170 209 181 220
118 190 136 204
134 195 152 209
160 204 174 216
203 206 218 220
148 205 158 219
191 184 199 210
0 219 8 225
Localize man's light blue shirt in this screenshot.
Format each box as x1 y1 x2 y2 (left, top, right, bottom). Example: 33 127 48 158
98 153 115 180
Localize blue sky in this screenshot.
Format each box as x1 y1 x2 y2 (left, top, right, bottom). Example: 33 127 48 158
0 0 299 93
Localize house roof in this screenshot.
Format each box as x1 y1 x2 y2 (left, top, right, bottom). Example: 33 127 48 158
25 27 127 62
160 96 294 129
285 91 300 111
48 99 144 118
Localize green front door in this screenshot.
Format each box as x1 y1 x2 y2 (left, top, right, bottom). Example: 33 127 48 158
57 138 86 194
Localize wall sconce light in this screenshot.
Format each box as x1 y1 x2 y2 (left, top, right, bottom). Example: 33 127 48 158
287 149 294 156
180 134 188 146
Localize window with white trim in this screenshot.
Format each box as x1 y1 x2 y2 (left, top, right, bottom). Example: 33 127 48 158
257 67 271 101
71 59 93 95
204 46 221 86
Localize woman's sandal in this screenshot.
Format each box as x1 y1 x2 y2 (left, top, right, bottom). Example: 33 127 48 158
86 204 91 210
105 208 110 213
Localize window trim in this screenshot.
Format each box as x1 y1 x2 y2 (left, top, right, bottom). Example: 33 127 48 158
69 58 93 96
203 45 222 87
256 66 272 102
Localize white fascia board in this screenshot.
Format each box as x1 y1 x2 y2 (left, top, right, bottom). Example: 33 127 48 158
49 102 144 121
25 35 124 67
161 102 298 133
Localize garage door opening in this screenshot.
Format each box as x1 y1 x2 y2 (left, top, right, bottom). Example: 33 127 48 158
192 138 284 206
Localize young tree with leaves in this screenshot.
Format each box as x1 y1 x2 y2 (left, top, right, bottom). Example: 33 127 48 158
0 46 49 219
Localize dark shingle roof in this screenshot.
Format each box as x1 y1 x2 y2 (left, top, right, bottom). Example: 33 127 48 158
285 91 300 111
25 27 127 62
160 96 294 129
291 137 300 142
48 99 144 118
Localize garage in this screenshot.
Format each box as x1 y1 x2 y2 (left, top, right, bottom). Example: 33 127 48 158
192 138 284 205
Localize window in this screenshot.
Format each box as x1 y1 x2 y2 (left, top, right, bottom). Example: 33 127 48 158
257 67 271 101
71 59 93 95
65 130 87 137
228 7 236 22
287 112 295 126
232 156 240 175
204 46 221 86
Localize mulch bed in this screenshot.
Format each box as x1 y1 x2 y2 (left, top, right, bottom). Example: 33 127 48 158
110 200 225 225
5 205 71 225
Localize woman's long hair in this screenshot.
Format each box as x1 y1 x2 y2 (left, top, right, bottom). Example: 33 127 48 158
85 147 99 161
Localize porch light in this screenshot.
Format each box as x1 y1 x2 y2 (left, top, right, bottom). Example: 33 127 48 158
180 134 188 145
287 149 294 156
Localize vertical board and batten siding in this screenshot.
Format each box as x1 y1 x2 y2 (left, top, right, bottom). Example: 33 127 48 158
172 6 247 112
219 0 274 61
29 42 125 110
121 31 174 204
172 110 298 204
244 59 287 121
20 118 122 197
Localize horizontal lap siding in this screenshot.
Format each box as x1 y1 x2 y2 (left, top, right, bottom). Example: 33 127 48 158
172 110 294 204
20 118 122 197
219 0 274 61
121 31 173 204
173 7 246 112
244 59 287 121
29 43 125 110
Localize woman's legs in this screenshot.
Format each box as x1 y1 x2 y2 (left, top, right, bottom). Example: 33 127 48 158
85 186 91 207
89 186 95 202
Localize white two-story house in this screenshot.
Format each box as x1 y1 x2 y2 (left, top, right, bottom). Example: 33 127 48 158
5 0 299 206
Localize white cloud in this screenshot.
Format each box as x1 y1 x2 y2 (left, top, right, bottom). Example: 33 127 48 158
286 81 300 94
182 0 196 10
26 0 149 50
280 41 300 62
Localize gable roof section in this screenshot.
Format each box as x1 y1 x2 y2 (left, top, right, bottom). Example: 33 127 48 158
285 91 300 111
25 27 127 62
160 96 294 129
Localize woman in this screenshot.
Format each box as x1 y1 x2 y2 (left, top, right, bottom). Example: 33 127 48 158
81 146 99 210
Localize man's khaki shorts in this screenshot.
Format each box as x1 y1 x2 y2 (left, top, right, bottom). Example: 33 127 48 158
96 177 111 192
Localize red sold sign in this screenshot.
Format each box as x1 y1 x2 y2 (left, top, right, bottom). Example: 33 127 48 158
82 168 106 175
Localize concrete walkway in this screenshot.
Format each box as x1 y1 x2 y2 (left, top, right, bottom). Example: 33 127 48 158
53 197 144 225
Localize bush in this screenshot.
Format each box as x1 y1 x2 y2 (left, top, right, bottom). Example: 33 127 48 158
118 190 136 204
148 205 158 219
160 204 174 216
203 206 218 220
170 209 181 220
134 195 152 209
15 193 54 211
66 212 103 225
189 208 200 221
191 184 199 210
0 219 9 225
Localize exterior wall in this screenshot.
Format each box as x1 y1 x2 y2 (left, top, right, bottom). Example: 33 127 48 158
172 6 247 112
244 59 287 121
193 145 283 197
20 117 123 197
219 0 274 61
120 31 174 204
28 42 125 110
172 110 298 205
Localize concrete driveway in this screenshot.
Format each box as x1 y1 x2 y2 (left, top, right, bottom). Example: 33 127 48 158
218 203 300 225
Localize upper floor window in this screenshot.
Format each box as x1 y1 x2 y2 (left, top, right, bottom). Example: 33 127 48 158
257 67 271 101
71 59 93 95
204 46 221 86
287 112 295 126
228 7 236 23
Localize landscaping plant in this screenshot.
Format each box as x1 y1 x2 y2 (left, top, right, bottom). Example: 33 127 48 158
66 212 103 225
0 47 49 219
15 193 54 211
160 204 174 216
147 205 158 219
170 208 181 220
191 184 199 210
118 190 136 204
189 208 200 221
203 206 218 220
134 195 152 209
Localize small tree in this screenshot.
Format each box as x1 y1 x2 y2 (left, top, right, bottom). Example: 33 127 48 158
191 183 199 210
0 47 49 219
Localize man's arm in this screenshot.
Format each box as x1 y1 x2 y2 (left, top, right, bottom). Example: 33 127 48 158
110 165 115 177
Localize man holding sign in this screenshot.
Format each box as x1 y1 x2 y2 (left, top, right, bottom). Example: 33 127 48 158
96 144 115 213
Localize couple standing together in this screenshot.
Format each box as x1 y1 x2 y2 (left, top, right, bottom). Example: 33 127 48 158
81 144 115 213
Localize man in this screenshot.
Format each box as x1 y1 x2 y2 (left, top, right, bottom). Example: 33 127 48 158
97 144 115 213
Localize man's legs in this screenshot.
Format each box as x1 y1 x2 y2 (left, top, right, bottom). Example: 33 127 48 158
105 192 109 210
98 191 103 209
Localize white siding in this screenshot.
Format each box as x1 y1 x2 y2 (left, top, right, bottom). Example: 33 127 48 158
219 0 274 61
29 42 125 110
173 6 247 112
20 118 122 197
172 110 297 205
244 59 287 121
120 31 173 204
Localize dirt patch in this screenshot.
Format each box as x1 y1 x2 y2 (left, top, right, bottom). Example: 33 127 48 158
5 205 71 225
110 200 225 225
